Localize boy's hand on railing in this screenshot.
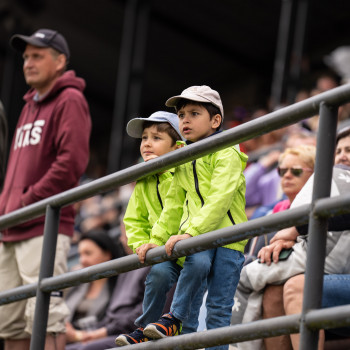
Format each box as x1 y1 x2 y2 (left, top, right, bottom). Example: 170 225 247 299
136 243 159 263
165 233 192 256
257 239 295 265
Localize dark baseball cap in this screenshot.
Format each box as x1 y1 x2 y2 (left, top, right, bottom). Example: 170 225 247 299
10 29 70 60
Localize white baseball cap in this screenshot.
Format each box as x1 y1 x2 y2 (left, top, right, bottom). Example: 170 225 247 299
165 85 224 118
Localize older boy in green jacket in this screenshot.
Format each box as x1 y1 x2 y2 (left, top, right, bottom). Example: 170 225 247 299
143 86 248 350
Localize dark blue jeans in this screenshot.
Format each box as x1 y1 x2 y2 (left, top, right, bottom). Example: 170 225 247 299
322 274 350 338
135 260 204 334
171 247 244 350
135 261 181 329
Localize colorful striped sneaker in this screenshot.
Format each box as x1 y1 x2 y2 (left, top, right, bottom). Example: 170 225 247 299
143 313 182 339
115 328 150 346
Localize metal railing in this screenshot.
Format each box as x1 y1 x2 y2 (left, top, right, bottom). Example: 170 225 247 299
1 84 350 350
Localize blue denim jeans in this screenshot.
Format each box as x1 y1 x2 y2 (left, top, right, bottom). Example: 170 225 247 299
135 260 202 334
322 274 350 337
205 247 244 350
135 261 181 329
322 274 350 307
171 250 213 322
171 248 244 350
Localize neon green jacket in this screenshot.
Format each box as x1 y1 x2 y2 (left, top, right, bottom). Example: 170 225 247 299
124 171 173 252
150 145 248 252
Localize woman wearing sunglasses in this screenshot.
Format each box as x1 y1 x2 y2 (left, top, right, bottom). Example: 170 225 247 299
244 145 316 265
272 145 316 213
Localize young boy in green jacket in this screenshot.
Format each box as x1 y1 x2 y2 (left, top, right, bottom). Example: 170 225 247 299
142 86 248 350
116 111 203 346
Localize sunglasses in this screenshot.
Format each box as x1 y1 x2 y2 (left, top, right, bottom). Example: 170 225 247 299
277 167 313 177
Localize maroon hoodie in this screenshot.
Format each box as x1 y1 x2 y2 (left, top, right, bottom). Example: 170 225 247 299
0 70 91 242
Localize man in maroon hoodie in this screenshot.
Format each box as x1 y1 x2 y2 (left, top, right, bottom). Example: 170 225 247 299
0 29 91 350
0 100 7 191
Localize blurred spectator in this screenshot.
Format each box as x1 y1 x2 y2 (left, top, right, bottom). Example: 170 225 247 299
240 108 284 159
65 231 124 345
69 184 135 268
261 126 350 349
324 47 350 85
315 73 339 92
64 230 150 350
300 73 340 132
0 28 91 350
322 49 350 129
231 145 319 349
224 106 249 132
294 89 310 103
74 185 134 240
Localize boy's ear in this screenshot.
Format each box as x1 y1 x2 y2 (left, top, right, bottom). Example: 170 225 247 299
212 114 222 129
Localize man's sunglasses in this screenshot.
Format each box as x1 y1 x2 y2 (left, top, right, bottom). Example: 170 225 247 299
277 167 313 177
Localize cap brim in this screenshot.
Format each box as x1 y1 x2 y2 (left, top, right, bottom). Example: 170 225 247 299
165 94 210 108
126 118 146 138
10 35 48 53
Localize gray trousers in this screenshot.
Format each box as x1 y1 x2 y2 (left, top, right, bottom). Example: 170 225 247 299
231 240 308 350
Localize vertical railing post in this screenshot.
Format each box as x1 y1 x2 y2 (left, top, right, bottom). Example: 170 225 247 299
286 0 309 104
30 205 61 350
270 0 294 109
299 103 338 349
120 0 150 170
107 0 139 174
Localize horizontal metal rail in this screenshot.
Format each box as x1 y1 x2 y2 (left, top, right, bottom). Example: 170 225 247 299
306 304 350 330
1 195 350 305
0 204 303 304
106 304 350 350
0 202 311 304
106 314 301 350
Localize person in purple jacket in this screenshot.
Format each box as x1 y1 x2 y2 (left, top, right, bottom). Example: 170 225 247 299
0 29 91 350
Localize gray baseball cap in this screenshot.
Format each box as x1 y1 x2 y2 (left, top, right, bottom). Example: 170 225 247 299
126 111 185 141
10 28 70 60
165 85 224 118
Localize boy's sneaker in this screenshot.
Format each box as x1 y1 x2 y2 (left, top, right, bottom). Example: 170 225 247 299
143 313 182 339
115 328 150 346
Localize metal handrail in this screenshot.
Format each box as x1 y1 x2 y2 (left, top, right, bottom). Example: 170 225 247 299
0 203 312 304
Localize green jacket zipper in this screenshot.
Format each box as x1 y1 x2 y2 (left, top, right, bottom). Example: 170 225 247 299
156 175 163 209
227 209 236 225
179 200 189 230
192 160 204 207
193 159 236 226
